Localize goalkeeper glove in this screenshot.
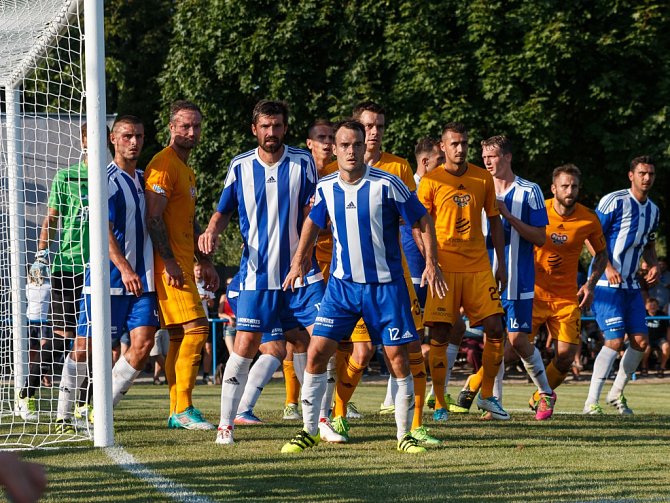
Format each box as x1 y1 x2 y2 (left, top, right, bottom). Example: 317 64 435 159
29 249 49 285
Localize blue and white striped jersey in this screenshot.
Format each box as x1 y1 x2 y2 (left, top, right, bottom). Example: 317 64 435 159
94 162 154 295
593 189 659 289
485 176 547 301
217 146 322 290
310 166 427 284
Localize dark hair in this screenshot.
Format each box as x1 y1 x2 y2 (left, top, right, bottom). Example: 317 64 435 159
307 119 333 139
352 101 385 120
552 163 582 183
481 135 512 155
112 115 143 132
630 155 654 172
441 121 467 136
252 99 289 125
414 137 439 158
333 119 365 140
169 100 202 123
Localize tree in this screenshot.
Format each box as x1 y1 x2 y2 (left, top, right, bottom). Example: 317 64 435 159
158 0 670 264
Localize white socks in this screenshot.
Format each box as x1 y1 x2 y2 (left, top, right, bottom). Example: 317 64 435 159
237 354 282 413
302 371 327 436
219 353 253 428
392 375 415 440
585 345 618 406
320 356 337 420
383 375 397 408
293 352 307 386
521 347 552 396
609 347 644 399
56 355 88 420
111 355 141 407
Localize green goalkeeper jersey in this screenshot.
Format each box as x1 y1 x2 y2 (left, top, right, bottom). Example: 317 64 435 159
47 161 89 273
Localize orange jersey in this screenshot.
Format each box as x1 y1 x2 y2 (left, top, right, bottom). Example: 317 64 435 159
315 162 338 268
417 163 498 272
144 146 197 273
534 200 606 301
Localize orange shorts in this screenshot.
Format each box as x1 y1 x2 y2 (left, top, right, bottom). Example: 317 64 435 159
532 297 581 345
424 270 503 326
349 264 423 343
155 270 206 327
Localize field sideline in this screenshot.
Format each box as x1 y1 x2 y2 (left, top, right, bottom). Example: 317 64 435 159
21 379 670 502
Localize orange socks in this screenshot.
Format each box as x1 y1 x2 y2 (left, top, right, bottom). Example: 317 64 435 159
532 360 568 402
481 338 504 398
283 359 300 405
174 325 208 413
333 355 366 418
429 340 448 410
410 351 426 430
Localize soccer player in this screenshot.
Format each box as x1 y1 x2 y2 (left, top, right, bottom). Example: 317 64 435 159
145 100 219 430
281 120 336 422
55 115 160 432
531 164 607 408
31 124 93 421
329 102 434 443
15 271 51 421
418 122 509 420
198 100 324 445
583 156 660 415
456 135 552 419
280 119 447 454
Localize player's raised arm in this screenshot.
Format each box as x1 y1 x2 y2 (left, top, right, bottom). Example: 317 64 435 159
283 216 321 292
415 213 447 298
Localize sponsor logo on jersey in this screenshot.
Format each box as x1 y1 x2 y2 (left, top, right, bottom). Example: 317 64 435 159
267 176 276 183
190 186 196 199
550 232 568 245
453 194 471 207
152 184 166 195
557 224 565 229
346 201 356 209
401 330 414 339
458 184 466 190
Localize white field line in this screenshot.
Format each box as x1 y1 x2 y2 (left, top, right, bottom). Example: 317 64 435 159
105 445 217 503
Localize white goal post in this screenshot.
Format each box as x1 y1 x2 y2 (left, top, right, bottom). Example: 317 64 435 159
0 0 112 447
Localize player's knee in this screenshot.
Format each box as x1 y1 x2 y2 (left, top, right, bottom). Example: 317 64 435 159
429 323 449 343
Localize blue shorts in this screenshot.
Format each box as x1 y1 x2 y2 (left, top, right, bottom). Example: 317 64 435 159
235 281 324 334
592 287 648 340
502 298 533 333
226 291 287 345
313 276 419 346
78 293 159 339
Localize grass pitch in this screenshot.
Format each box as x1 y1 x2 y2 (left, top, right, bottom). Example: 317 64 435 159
21 379 670 502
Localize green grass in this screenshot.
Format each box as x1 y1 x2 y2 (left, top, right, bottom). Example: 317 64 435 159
20 379 670 502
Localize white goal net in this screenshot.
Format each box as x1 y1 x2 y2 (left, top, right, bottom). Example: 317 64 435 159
0 0 112 448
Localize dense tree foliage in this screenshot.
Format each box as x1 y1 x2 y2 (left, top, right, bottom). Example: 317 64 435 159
104 0 173 165
154 0 669 265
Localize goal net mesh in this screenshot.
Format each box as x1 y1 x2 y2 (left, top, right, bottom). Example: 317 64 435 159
0 0 92 447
